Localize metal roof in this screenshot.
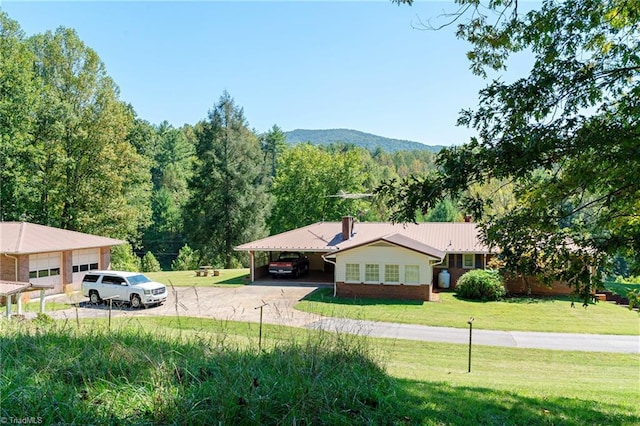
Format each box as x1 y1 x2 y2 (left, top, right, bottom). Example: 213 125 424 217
0 222 125 254
326 232 446 259
235 221 490 254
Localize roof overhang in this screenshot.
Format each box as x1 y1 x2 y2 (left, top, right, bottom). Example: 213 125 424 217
325 233 446 259
0 281 55 297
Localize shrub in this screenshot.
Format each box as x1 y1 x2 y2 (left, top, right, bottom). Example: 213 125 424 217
171 245 200 271
110 243 141 271
456 269 506 301
141 251 161 272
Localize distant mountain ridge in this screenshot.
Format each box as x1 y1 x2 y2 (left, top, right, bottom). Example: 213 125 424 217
283 129 446 153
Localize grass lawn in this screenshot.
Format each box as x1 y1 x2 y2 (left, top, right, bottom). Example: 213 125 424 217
2 316 637 425
604 281 640 296
6 300 70 313
296 288 640 335
146 268 249 287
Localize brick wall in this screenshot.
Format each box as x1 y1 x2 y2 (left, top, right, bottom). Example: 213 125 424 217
0 255 16 281
336 282 431 301
100 247 111 269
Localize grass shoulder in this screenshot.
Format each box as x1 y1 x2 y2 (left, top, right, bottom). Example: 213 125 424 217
295 288 640 335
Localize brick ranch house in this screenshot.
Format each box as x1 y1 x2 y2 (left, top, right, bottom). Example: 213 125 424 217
235 217 574 301
0 222 124 300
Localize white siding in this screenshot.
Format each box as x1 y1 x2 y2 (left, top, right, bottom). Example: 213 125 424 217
72 248 100 283
29 252 62 289
335 245 437 286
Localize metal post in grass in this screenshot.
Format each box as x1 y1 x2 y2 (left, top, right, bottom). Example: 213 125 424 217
255 301 268 351
467 317 474 373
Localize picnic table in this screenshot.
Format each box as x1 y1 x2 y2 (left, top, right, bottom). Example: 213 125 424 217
195 266 220 277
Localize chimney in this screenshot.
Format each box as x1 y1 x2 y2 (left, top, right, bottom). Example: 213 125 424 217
342 216 354 240
464 214 472 223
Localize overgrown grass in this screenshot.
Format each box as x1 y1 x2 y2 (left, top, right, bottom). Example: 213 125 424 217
296 288 640 335
1 316 638 425
146 269 249 287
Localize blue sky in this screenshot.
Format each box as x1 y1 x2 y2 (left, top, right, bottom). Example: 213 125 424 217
1 1 526 146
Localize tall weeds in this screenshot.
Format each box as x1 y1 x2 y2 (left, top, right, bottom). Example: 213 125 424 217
0 318 401 425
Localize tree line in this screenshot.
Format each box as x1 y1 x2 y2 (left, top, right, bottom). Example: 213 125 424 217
1 12 469 271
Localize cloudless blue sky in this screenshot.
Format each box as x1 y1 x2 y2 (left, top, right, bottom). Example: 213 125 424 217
2 1 530 146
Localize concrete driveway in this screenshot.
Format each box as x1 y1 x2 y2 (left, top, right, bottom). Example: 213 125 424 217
42 283 640 354
48 282 327 327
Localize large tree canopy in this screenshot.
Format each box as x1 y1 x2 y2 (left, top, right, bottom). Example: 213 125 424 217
383 0 640 302
184 92 271 268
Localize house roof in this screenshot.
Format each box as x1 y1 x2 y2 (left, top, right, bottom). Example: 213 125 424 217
0 222 125 255
326 232 446 259
235 221 490 255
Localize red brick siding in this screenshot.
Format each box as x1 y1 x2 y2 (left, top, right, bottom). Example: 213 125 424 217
0 255 17 281
336 282 432 301
100 247 111 270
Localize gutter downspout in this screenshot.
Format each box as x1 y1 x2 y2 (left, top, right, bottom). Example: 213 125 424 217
321 254 338 297
4 254 19 317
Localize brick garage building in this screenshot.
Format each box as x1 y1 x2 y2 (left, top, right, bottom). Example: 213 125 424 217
0 222 124 298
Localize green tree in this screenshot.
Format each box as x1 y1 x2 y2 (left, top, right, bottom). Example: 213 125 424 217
110 243 141 272
25 27 151 239
0 13 39 221
141 251 161 272
268 144 370 234
142 122 195 268
384 0 640 303
262 124 287 177
184 92 271 268
171 244 201 271
425 198 460 222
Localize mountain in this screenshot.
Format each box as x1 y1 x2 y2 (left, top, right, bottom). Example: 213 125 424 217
283 129 446 153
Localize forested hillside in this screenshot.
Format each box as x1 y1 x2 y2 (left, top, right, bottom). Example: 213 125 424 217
0 12 472 270
284 128 446 153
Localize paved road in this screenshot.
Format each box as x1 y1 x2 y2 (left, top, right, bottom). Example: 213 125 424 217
40 284 639 354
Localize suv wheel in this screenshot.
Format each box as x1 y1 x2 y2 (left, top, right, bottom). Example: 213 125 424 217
130 294 143 309
89 290 101 304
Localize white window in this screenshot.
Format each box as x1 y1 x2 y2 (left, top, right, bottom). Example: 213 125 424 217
405 265 420 284
345 263 360 282
384 265 400 283
365 264 379 282
463 254 474 269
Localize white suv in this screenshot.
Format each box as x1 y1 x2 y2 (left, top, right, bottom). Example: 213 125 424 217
81 271 167 308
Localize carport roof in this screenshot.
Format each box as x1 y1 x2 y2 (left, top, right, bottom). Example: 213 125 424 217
235 221 490 254
0 222 125 254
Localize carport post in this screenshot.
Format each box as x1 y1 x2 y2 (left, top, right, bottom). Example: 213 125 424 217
39 290 46 314
6 298 12 318
17 293 22 315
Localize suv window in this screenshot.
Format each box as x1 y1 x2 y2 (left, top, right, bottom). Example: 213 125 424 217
101 275 126 285
83 274 100 283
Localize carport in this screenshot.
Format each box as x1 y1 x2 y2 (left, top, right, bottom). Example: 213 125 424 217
234 221 349 284
0 280 55 318
242 250 334 283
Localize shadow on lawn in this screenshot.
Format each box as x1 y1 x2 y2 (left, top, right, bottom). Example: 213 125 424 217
301 287 424 306
398 379 637 425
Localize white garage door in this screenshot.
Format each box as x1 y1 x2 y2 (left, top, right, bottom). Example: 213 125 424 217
29 252 62 288
72 248 100 283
